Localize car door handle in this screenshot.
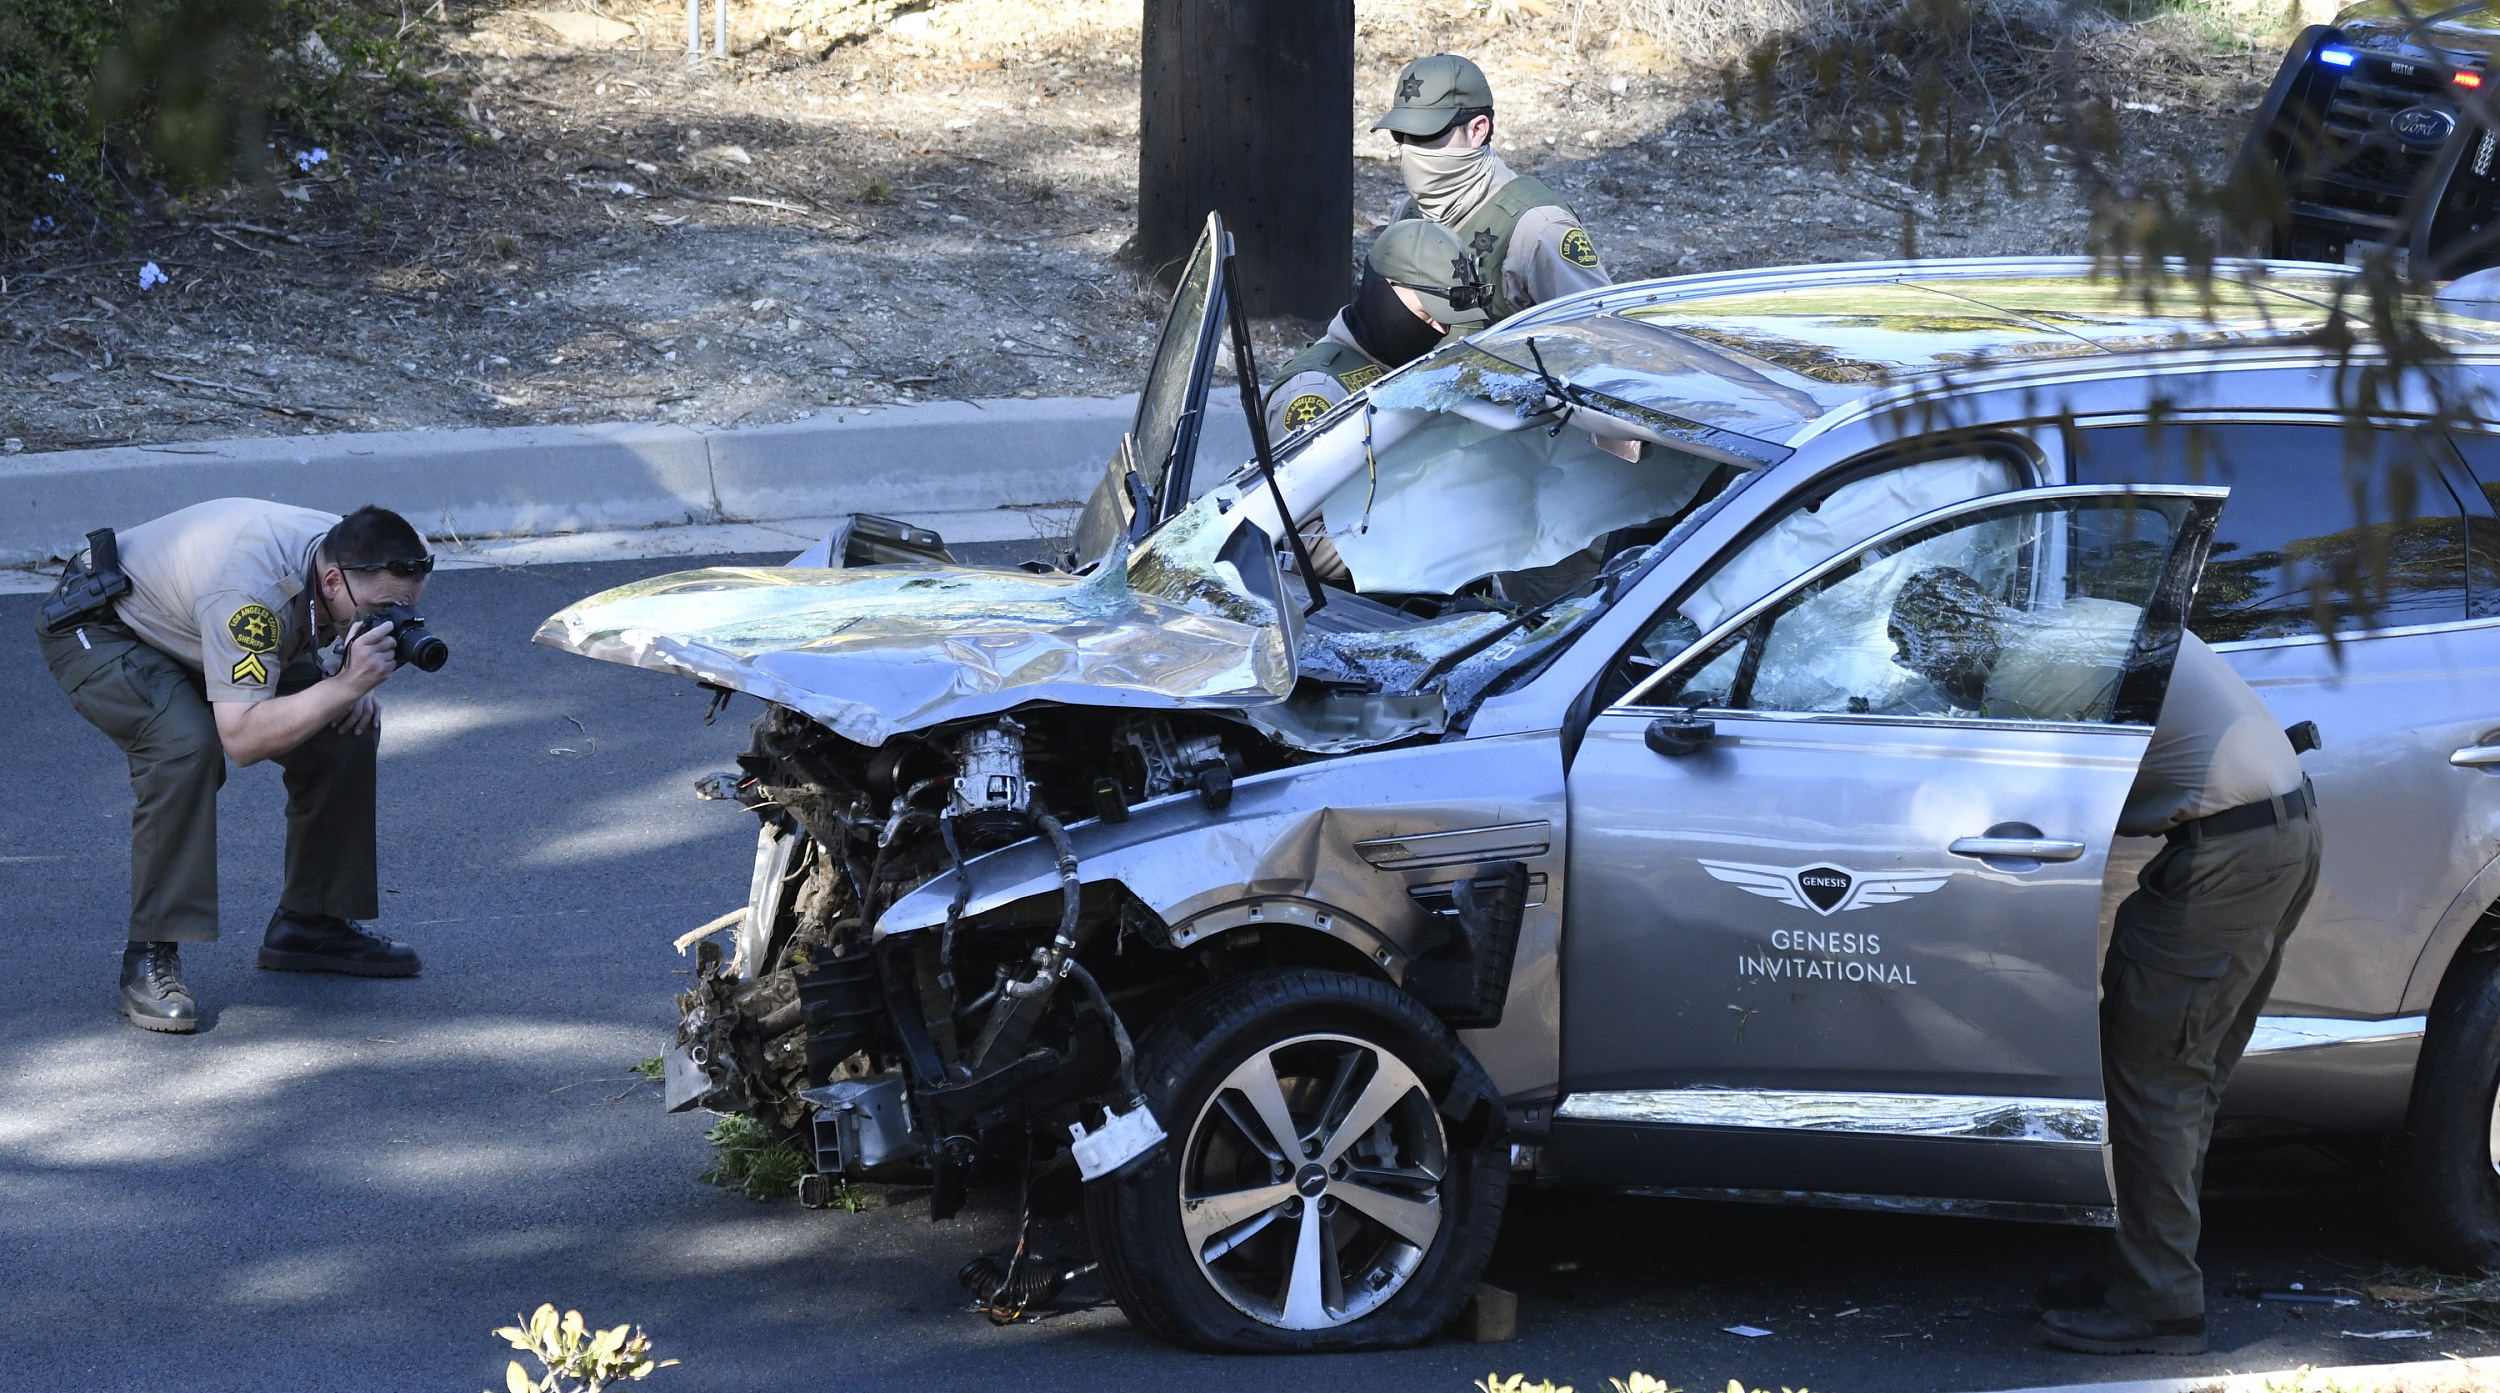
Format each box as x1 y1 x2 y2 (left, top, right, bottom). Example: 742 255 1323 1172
1948 836 2087 862
2452 744 2500 768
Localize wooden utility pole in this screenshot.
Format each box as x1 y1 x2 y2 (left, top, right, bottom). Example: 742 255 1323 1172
1136 0 1354 321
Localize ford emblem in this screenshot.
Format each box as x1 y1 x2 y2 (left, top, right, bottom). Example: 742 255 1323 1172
2393 105 2458 146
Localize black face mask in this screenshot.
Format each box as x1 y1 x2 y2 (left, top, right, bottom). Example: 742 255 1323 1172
1342 265 1445 370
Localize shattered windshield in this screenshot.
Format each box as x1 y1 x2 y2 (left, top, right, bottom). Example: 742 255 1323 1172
1313 383 1717 597
1122 331 1771 741
1461 319 1818 465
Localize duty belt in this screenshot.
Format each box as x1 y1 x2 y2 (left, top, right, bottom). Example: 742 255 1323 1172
2168 783 2311 844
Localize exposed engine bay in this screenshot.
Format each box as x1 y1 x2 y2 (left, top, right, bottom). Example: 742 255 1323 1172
671 701 1275 1207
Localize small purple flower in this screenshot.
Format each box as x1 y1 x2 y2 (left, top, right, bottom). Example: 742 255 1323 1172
30 216 55 234
138 262 167 291
295 148 330 172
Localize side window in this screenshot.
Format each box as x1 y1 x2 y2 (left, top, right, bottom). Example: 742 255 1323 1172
2075 424 2466 641
1619 452 2026 684
1643 499 2180 725
2439 433 2500 619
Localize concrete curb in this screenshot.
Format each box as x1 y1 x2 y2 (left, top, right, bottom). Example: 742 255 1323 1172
1984 1354 2498 1393
0 390 1254 571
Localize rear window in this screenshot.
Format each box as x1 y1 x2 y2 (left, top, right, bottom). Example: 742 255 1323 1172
2074 423 2472 641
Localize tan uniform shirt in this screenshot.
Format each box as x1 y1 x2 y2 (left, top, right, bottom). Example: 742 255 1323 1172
110 499 337 703
1503 201 1611 311
1396 154 1611 316
2116 633 2304 837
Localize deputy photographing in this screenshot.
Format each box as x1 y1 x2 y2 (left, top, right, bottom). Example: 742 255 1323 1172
38 499 445 1033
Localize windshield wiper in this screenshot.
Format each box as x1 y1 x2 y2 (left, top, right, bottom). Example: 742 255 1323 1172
1523 336 1605 434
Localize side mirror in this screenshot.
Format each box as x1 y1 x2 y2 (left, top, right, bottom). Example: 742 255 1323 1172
1644 714 1716 757
820 513 956 568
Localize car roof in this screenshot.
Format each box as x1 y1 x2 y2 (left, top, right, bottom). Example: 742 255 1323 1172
1480 257 2500 457
2332 0 2500 52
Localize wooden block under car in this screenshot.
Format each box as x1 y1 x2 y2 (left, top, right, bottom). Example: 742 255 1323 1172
1457 1283 1518 1343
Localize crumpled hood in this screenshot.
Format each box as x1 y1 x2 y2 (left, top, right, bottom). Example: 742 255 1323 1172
533 561 1294 746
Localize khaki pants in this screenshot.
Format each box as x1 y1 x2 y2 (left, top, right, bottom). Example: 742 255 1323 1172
39 615 378 943
2102 797 2323 1321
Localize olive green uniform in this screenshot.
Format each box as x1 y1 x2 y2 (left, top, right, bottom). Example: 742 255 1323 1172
1391 158 1610 325
2099 633 2320 1320
1264 311 1388 440
37 498 379 943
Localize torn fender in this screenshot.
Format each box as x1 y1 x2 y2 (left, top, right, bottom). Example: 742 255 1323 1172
876 732 1572 1100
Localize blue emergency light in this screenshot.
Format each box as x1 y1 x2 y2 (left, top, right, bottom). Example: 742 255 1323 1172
2320 47 2356 65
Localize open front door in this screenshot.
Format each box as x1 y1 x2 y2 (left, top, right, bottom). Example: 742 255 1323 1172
1555 485 2224 1218
1071 212 1231 568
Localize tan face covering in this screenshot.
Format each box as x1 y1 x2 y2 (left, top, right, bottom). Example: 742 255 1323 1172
1399 141 1496 224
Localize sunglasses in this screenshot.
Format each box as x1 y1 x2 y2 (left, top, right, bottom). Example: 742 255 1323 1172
1388 276 1487 312
340 555 437 579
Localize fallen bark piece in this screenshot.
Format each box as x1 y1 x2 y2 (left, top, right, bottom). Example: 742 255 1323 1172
1459 1284 1518 1343
149 370 272 398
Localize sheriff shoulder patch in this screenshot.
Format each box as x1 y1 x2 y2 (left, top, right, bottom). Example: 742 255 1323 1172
227 602 279 686
1559 226 1601 269
1282 393 1336 431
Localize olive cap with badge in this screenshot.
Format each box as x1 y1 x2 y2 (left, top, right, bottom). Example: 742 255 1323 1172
1370 218 1493 330
1373 53 1496 136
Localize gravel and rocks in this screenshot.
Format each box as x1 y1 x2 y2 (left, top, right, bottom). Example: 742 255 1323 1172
0 0 2277 456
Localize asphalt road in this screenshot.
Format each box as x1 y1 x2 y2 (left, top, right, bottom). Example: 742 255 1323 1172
4 551 2493 1393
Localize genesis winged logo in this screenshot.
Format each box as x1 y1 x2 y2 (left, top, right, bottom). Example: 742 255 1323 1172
1699 859 1951 916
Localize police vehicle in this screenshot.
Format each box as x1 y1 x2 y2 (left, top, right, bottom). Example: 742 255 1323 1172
2240 0 2500 274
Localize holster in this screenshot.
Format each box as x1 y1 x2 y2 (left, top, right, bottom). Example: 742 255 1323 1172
39 527 132 634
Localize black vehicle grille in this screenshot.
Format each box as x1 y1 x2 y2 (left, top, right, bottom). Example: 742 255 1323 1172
2291 51 2461 248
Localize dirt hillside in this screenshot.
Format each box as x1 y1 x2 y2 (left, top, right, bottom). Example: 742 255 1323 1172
0 0 2281 456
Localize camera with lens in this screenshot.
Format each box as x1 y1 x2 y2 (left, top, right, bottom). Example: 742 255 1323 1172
362 602 449 672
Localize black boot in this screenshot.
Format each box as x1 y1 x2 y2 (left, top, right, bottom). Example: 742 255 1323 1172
259 908 421 977
2037 1303 2206 1355
120 943 199 1033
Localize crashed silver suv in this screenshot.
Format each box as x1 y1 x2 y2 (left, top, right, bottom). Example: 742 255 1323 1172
540 222 2500 1351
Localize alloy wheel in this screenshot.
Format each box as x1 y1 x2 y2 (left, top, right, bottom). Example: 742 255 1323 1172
1177 1032 1447 1329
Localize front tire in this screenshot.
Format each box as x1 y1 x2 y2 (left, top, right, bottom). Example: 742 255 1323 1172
1085 968 1507 1351
2396 942 2500 1270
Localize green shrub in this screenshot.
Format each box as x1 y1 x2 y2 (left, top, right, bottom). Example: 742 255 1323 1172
2 0 453 241
699 1113 810 1202
0 0 120 235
